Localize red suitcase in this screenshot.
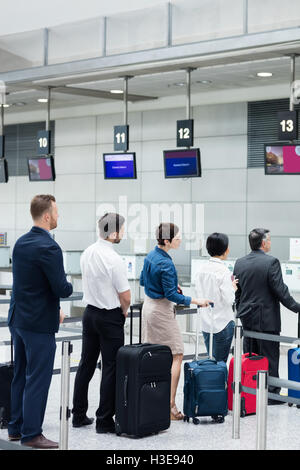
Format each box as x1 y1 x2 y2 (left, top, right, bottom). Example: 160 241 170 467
228 352 269 416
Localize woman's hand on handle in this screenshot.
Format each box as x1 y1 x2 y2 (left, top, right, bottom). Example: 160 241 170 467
191 298 212 308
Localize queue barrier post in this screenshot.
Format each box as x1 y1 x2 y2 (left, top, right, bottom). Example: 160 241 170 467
256 370 268 450
232 325 243 440
59 341 72 450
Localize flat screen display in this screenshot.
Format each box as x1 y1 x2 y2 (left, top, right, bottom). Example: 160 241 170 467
27 156 56 181
163 148 201 178
265 144 300 175
0 159 8 183
103 153 137 179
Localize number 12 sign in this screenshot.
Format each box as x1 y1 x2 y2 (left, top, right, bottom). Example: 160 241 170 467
177 119 194 147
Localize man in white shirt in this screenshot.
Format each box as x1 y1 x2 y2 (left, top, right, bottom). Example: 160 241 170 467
195 232 237 363
72 213 131 434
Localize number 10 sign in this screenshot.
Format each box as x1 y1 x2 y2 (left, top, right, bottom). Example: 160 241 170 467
37 130 51 155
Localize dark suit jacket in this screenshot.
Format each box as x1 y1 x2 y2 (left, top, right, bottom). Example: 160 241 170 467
8 226 73 334
233 250 300 333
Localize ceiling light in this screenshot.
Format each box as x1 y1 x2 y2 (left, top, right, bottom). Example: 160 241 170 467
256 72 273 78
110 89 123 94
1 104 9 108
37 98 48 103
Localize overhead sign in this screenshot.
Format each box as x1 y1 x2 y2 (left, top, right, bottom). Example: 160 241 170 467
37 130 51 155
278 111 298 141
114 125 129 152
177 119 194 147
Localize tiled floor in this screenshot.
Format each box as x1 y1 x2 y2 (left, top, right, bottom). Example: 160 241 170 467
1 322 300 451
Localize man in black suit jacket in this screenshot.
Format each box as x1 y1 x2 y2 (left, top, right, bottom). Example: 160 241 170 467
8 195 73 448
234 228 300 403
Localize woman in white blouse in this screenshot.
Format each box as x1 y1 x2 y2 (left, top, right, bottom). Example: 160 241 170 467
195 233 238 363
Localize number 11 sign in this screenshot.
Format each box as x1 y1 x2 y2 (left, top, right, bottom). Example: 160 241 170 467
114 125 129 152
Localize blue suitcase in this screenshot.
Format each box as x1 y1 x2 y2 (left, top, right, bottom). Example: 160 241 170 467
287 314 300 408
183 304 228 424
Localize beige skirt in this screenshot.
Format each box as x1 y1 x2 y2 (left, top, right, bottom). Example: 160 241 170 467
142 295 184 355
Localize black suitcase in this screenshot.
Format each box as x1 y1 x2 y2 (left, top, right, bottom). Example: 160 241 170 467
115 304 173 438
0 340 13 429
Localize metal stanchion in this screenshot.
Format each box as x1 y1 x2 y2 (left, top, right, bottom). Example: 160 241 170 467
232 325 243 439
256 370 268 450
59 341 72 450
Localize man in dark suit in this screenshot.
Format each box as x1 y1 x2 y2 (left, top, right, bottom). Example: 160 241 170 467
234 228 300 404
7 194 73 448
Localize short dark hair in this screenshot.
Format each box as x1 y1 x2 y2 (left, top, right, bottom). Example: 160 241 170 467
206 232 229 257
249 228 270 251
156 223 179 246
30 194 56 220
98 213 125 239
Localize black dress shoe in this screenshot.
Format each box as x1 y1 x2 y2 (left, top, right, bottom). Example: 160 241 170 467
72 416 94 428
96 425 115 434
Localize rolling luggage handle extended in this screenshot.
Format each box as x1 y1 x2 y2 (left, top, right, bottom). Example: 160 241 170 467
195 302 214 361
129 304 143 345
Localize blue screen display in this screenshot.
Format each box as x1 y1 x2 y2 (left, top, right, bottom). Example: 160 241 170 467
164 149 200 178
104 153 136 179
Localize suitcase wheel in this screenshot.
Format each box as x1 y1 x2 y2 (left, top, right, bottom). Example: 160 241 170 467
183 416 190 423
240 409 247 418
297 405 300 409
288 403 293 407
192 418 200 425
212 415 225 424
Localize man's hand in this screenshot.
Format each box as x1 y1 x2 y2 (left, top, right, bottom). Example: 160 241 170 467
59 308 65 324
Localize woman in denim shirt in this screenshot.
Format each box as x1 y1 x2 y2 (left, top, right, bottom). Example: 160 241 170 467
140 223 210 421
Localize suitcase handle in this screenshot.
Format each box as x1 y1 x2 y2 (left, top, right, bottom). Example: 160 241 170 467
130 303 143 345
198 359 217 365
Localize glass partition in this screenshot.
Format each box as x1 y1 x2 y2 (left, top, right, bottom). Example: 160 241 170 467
0 29 44 73
248 0 300 33
171 0 244 45
48 17 104 64
106 4 168 55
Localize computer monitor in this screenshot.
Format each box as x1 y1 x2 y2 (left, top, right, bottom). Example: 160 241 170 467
163 148 201 178
0 159 8 183
103 153 137 179
265 144 300 175
27 156 56 181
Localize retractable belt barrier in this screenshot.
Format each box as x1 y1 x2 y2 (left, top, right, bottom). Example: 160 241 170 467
243 328 300 406
232 325 300 450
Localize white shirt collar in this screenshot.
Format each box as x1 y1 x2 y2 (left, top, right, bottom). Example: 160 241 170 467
97 238 115 249
208 257 225 264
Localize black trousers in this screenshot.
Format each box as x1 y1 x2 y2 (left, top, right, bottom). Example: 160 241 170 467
72 304 125 426
243 334 280 394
